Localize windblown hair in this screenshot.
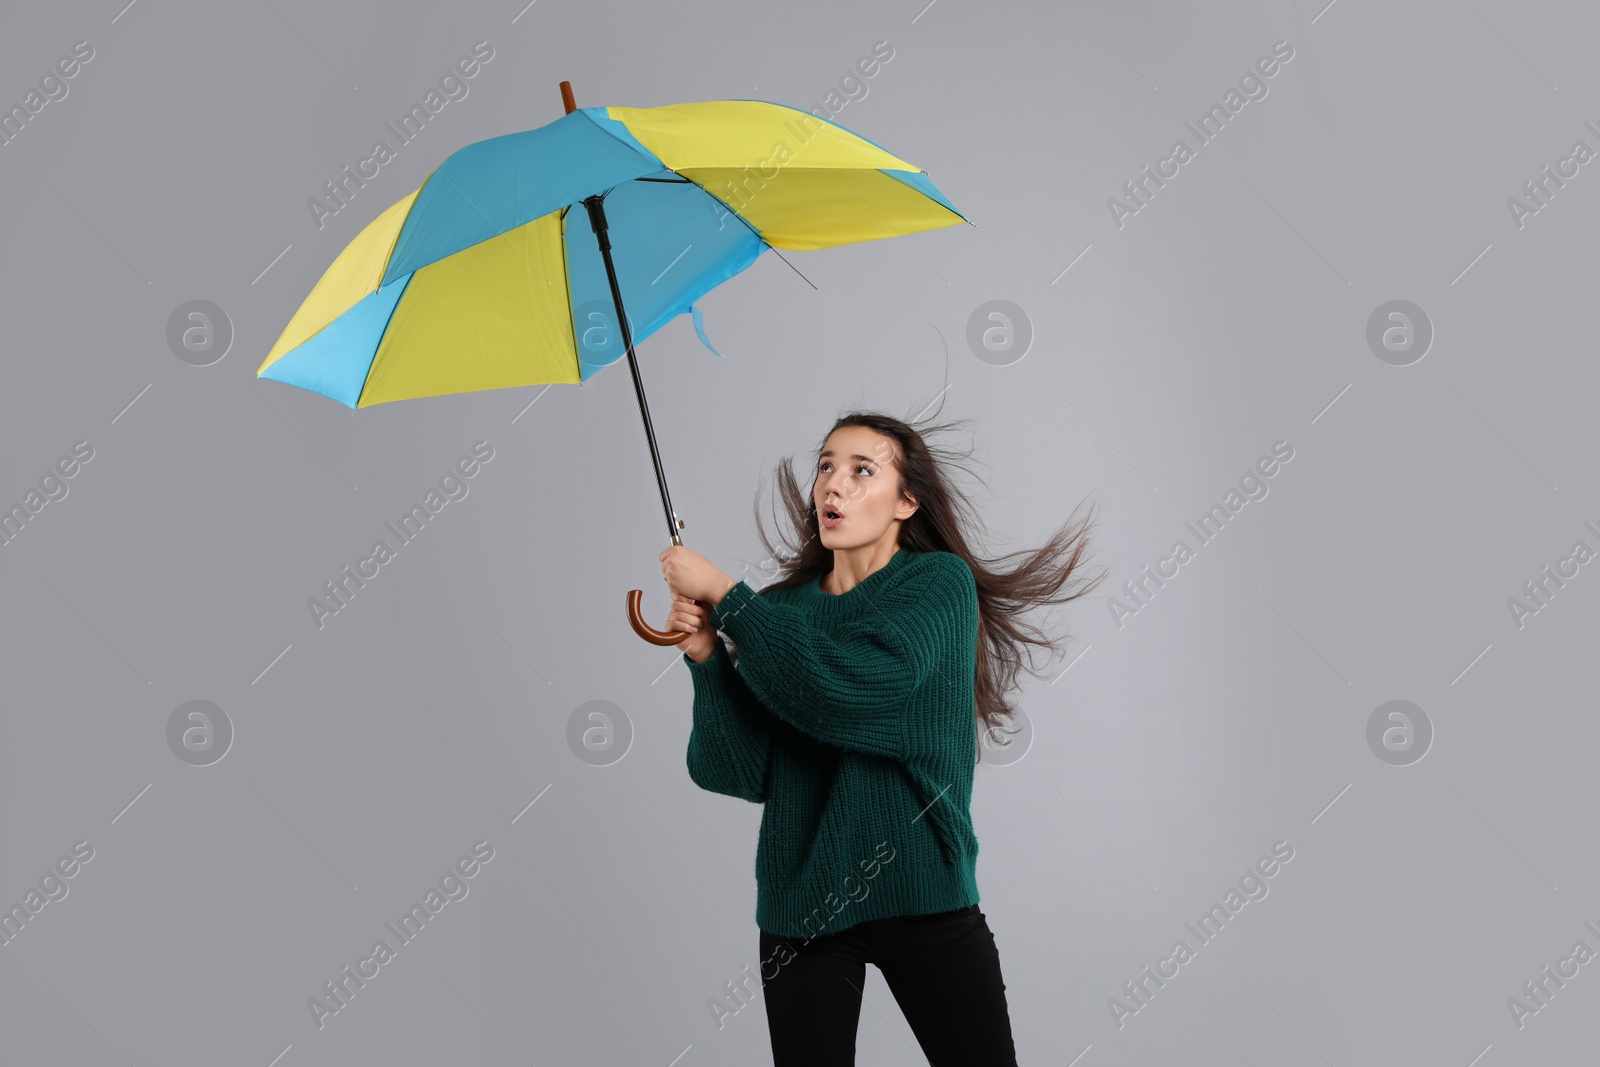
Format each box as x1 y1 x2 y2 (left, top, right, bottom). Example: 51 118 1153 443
726 404 1106 765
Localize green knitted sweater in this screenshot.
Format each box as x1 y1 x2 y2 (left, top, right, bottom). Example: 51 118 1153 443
682 546 983 939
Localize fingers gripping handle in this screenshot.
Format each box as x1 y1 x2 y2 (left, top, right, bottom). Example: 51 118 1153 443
627 589 692 646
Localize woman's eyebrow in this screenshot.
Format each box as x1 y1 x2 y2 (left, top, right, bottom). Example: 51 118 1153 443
819 451 878 464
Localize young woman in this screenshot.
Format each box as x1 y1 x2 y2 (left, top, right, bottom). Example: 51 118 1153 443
660 410 1102 1066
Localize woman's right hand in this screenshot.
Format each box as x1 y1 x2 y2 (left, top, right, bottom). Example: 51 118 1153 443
667 593 719 663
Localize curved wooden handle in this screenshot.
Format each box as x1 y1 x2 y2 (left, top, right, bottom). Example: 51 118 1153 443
627 589 691 645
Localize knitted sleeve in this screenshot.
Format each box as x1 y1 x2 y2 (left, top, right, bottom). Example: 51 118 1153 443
682 637 772 803
709 553 976 760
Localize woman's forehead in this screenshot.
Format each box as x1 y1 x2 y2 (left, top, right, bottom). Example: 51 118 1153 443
822 428 897 459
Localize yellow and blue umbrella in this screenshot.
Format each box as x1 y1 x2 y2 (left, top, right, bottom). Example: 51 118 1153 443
259 82 967 642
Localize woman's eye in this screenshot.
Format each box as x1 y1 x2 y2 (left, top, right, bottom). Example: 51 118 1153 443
855 465 872 476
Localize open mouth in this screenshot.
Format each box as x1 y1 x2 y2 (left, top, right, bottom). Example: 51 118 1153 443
821 506 844 527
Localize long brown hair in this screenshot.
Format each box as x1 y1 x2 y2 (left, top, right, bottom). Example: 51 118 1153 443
725 405 1106 764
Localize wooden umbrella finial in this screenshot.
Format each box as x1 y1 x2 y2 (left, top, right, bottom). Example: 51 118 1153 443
560 81 576 114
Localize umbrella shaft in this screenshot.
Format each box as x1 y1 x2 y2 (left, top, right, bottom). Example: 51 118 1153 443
583 194 683 549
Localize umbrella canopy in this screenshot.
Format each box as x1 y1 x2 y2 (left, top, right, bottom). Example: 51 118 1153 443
257 98 967 409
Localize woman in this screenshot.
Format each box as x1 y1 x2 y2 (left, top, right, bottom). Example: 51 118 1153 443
660 409 1102 1066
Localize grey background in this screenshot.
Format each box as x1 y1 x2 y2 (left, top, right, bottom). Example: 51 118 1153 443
1 0 1596 1064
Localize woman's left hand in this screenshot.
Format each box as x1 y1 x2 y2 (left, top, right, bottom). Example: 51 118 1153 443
659 545 736 605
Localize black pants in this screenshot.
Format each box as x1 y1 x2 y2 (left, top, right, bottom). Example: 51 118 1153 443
758 904 1018 1066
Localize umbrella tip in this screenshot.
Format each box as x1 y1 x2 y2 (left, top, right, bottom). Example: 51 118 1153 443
560 81 576 115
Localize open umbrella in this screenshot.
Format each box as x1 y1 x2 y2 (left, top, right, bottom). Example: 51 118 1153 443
259 81 967 644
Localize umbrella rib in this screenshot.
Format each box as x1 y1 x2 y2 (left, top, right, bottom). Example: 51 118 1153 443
644 168 816 289
765 246 816 290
